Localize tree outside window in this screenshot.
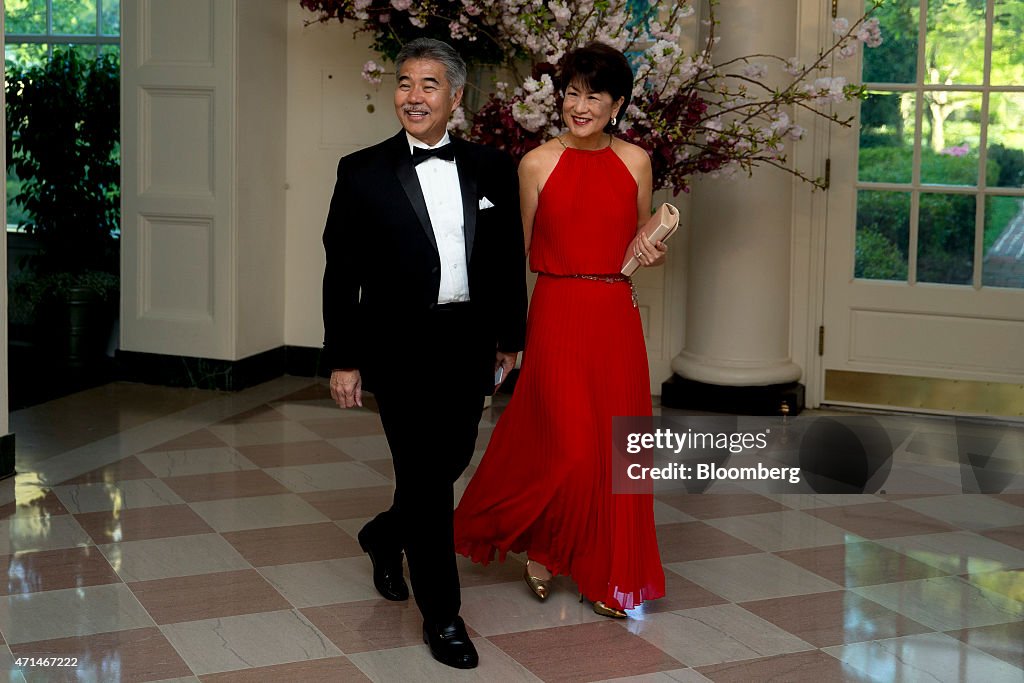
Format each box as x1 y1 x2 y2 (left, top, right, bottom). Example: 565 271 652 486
5 0 121 230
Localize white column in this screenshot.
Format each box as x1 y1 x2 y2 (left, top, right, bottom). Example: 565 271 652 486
671 0 802 387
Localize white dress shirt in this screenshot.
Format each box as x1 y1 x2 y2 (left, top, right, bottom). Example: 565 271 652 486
407 131 470 304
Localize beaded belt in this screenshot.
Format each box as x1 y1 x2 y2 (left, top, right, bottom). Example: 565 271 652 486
539 272 638 308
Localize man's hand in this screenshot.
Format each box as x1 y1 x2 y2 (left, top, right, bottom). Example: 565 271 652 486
494 351 518 393
331 368 363 408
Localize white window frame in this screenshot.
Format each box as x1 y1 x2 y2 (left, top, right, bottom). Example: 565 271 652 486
5 0 119 55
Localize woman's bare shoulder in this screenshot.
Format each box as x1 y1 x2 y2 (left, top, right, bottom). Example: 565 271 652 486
612 137 652 170
521 139 563 168
520 139 564 182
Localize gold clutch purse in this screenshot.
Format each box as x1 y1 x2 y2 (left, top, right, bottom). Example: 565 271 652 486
620 202 680 276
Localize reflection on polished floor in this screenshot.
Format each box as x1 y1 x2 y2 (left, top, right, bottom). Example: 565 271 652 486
1 377 1022 682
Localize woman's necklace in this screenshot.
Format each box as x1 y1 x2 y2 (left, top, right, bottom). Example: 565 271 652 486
556 133 612 150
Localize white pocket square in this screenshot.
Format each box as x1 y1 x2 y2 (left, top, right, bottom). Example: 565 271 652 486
479 197 495 210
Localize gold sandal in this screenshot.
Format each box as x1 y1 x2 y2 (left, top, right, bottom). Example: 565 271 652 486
580 593 627 618
523 561 551 601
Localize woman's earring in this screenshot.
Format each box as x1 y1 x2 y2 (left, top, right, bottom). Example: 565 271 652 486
610 116 618 127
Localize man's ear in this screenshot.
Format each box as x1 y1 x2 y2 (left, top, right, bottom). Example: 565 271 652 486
452 86 465 112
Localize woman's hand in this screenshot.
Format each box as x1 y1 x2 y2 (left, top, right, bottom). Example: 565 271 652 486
632 231 668 268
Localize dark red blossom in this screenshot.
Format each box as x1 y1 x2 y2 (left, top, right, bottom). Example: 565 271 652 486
468 97 546 160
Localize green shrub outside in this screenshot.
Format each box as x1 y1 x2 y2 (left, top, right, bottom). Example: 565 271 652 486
856 147 1003 283
858 145 996 185
989 144 1024 188
856 227 907 281
856 189 910 279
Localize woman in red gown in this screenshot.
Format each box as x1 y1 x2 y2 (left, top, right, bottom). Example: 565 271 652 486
454 43 666 617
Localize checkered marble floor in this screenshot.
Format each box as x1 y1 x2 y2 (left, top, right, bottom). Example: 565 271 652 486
1 377 1022 682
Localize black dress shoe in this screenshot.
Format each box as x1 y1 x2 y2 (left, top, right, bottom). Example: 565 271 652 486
422 616 479 669
357 524 409 601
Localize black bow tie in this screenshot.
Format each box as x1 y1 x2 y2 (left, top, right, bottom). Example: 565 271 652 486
412 144 456 165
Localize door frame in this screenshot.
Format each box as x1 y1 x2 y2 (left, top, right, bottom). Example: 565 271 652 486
807 0 1024 418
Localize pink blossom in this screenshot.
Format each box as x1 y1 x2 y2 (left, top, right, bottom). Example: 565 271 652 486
838 43 858 60
361 60 384 86
742 63 767 80
858 18 883 48
448 105 469 133
940 143 970 157
301 0 884 195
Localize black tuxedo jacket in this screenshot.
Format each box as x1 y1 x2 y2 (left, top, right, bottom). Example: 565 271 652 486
322 131 527 394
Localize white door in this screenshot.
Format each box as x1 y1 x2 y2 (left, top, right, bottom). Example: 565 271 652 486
822 0 1024 416
120 0 236 359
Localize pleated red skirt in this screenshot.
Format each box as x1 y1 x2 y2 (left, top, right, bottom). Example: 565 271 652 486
455 145 665 610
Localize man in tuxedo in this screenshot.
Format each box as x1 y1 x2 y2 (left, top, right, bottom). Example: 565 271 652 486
322 38 526 669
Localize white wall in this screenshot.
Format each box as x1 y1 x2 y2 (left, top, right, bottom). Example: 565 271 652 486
284 4 398 349
237 0 288 358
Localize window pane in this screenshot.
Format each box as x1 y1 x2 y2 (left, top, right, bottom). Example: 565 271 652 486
6 168 33 229
99 44 120 61
101 0 120 36
987 94 1024 189
982 196 1024 289
921 92 982 186
4 0 47 35
65 43 101 62
5 43 45 230
991 0 1024 86
917 192 975 285
862 0 917 84
926 0 985 87
5 43 48 70
856 190 909 282
52 0 98 35
860 92 916 183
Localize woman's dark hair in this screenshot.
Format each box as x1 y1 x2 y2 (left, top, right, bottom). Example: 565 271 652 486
557 42 635 133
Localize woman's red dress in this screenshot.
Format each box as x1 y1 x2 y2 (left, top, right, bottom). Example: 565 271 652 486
454 144 665 610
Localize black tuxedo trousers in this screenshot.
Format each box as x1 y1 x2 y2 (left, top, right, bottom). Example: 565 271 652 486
368 304 484 624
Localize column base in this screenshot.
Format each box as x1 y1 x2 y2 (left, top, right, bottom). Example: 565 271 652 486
1 433 15 480
660 374 805 416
